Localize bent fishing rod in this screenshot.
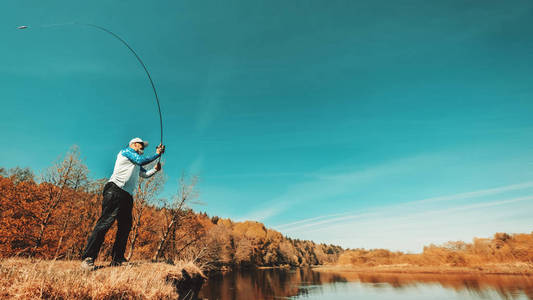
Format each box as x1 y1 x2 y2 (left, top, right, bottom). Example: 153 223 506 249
18 23 164 160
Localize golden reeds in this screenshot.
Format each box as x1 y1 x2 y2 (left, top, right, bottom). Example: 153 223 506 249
0 258 204 299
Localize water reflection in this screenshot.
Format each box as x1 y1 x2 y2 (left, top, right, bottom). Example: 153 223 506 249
198 268 533 300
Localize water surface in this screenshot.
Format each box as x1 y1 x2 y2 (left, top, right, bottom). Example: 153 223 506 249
198 268 533 300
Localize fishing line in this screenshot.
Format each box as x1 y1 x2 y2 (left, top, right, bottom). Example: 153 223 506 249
17 22 164 158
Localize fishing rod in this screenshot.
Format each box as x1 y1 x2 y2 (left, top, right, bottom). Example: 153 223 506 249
17 22 164 160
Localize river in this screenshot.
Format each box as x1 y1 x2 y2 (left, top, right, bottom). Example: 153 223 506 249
198 268 533 300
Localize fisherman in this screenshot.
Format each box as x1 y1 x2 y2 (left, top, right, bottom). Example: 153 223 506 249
81 138 165 270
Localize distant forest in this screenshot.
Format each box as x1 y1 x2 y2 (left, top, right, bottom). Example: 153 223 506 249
338 232 533 269
0 147 342 269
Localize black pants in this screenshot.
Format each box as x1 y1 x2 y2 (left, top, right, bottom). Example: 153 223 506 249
82 182 133 261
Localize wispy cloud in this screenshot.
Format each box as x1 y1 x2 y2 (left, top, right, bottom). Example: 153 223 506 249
242 153 441 222
277 212 378 233
406 181 533 205
275 184 533 252
306 195 533 234
205 171 307 179
275 181 533 232
237 203 292 223
274 212 352 230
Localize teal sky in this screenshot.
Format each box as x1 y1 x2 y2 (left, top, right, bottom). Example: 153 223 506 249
2 1 533 252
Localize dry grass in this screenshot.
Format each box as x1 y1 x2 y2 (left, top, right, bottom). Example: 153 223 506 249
0 258 205 299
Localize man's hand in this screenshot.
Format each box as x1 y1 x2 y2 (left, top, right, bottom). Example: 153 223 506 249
156 144 166 155
155 162 161 171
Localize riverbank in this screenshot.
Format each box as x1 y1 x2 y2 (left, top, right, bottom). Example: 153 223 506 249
0 258 206 299
315 262 533 275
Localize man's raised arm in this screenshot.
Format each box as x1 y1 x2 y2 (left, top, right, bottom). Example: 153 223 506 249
122 148 160 166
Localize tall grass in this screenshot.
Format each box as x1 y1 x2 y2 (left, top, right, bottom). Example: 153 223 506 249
0 258 204 299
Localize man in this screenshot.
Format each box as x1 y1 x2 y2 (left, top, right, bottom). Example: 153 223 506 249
81 137 165 270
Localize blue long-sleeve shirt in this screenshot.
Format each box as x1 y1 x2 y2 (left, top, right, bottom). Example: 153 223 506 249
121 147 160 165
108 147 160 195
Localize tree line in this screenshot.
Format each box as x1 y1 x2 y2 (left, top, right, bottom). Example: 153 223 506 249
0 146 342 269
338 232 533 268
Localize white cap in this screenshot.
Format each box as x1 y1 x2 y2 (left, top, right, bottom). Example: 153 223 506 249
129 137 149 147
